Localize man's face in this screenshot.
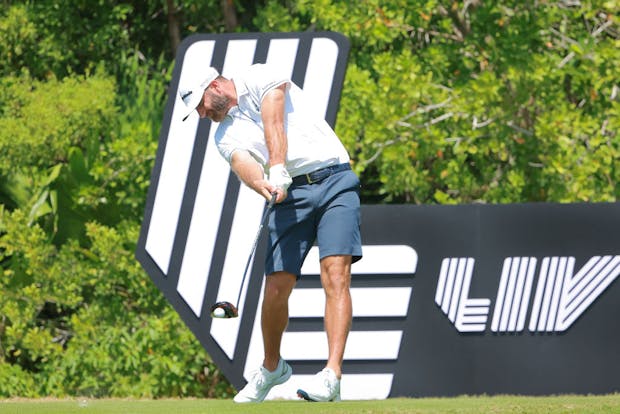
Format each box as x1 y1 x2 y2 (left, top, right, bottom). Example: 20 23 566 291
196 87 230 122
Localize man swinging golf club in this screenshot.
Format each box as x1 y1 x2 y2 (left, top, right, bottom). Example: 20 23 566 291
179 64 362 403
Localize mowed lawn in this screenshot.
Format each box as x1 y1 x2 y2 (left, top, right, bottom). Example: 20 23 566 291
2 394 620 414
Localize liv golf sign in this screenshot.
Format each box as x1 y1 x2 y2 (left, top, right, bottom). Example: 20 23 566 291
136 32 620 399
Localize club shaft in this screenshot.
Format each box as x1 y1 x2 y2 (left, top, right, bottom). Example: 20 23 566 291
235 193 277 309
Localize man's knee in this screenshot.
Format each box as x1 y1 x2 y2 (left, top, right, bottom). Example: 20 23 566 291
264 271 297 302
320 255 352 294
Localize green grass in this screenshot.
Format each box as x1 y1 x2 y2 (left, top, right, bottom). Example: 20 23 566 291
1 395 620 414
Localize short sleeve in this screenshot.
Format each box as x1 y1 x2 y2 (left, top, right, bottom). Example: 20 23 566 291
215 115 268 166
245 64 291 105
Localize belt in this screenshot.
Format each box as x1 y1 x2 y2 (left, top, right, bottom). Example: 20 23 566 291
291 163 351 186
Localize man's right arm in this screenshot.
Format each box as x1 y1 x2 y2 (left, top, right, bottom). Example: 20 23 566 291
230 150 276 201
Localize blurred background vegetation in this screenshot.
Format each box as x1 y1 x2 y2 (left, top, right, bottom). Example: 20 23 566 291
0 0 618 398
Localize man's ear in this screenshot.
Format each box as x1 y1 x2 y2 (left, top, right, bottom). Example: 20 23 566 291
208 79 220 93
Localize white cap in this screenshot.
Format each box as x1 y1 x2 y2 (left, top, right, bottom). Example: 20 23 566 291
178 67 219 121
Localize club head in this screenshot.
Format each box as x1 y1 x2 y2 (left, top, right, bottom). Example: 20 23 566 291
210 301 239 318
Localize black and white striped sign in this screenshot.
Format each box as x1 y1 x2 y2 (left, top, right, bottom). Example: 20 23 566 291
136 32 411 400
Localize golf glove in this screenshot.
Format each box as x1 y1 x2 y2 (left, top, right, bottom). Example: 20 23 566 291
268 163 292 192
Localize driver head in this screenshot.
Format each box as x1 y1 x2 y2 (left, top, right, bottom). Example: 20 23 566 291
210 301 239 318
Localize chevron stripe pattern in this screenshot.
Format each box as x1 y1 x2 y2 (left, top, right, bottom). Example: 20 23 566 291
530 256 620 332
435 258 491 332
491 257 537 333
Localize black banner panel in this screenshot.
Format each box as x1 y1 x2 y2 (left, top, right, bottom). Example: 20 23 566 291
359 202 620 397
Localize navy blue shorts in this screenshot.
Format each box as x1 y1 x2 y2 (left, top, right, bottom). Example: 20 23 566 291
265 164 362 277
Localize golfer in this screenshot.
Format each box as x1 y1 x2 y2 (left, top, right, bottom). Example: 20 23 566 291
179 64 362 403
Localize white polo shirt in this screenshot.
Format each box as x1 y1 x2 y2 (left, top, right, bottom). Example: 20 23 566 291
214 64 350 177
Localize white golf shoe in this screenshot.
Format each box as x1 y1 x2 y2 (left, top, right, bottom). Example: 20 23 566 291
297 368 341 402
233 358 292 403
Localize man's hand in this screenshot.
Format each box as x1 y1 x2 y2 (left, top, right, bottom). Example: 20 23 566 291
268 163 292 202
230 151 289 203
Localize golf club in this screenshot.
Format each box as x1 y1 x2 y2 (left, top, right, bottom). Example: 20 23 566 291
210 192 277 319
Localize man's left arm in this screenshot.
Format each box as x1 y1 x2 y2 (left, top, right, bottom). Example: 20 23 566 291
261 83 291 203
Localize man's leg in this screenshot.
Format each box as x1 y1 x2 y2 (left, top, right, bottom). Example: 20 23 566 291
234 270 295 403
320 254 353 379
262 271 297 371
296 254 351 402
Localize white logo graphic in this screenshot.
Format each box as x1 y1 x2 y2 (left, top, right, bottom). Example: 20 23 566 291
436 256 620 333
491 257 537 333
435 258 491 332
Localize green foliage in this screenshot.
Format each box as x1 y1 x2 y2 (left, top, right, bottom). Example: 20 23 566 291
0 74 116 174
0 361 38 397
0 4 63 79
0 0 245 80
1 0 618 400
0 2 132 79
0 3 217 396
0 72 115 243
0 209 232 398
254 0 619 203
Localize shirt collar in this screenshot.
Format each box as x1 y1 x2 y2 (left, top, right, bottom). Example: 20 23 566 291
225 79 249 119
232 78 248 98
